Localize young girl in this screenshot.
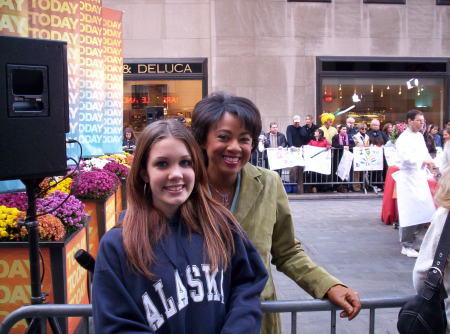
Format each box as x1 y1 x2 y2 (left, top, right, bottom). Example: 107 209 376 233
93 120 267 333
308 128 328 147
191 92 361 334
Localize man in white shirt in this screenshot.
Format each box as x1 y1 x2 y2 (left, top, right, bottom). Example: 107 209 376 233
393 110 436 258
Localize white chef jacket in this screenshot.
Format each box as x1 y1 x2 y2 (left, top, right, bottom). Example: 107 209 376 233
392 128 435 227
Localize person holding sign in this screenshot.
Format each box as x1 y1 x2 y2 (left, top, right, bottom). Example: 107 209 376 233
308 128 328 148
191 92 361 334
332 125 355 192
93 120 268 333
351 123 370 191
286 116 308 192
264 122 287 176
393 110 436 258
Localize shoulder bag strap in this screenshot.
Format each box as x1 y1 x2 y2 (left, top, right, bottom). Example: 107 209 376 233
422 211 450 299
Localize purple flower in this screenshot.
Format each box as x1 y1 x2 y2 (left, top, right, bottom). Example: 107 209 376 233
37 191 88 234
103 161 129 179
0 192 28 211
71 170 118 200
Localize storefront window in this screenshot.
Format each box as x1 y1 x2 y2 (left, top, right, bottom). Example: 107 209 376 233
320 77 445 127
123 79 202 133
123 59 207 135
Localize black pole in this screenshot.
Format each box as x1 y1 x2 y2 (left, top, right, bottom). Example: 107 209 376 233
22 179 46 334
21 179 63 334
23 179 45 305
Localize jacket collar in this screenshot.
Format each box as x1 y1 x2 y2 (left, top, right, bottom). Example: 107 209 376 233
234 163 263 223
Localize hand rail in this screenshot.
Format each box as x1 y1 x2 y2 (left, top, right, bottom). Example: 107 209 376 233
0 296 414 334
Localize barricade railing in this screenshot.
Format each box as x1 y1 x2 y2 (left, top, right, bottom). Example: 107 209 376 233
261 296 413 334
250 147 385 194
0 296 413 334
0 304 92 334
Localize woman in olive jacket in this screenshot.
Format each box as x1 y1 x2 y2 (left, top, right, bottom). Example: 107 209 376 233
191 92 361 334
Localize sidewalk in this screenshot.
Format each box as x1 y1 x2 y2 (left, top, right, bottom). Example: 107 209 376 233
272 198 420 334
288 191 382 201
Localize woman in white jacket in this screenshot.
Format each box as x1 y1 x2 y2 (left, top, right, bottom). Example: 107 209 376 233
439 128 450 174
413 169 450 333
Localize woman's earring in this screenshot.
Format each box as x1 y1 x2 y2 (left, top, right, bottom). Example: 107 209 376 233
144 183 148 196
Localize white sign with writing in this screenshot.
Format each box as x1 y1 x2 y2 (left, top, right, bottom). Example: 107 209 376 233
353 146 384 171
303 145 331 175
288 147 305 167
336 149 354 181
266 148 305 170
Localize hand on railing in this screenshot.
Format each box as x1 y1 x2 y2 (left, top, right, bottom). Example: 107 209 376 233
326 285 361 320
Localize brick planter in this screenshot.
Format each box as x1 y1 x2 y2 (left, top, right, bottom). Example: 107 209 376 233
115 178 127 221
0 226 89 333
82 194 116 259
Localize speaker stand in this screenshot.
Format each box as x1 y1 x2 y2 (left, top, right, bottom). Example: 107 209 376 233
21 179 62 334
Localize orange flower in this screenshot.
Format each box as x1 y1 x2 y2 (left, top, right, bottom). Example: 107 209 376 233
19 214 66 241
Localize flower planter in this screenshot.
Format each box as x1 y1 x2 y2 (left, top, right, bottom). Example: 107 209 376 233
121 177 127 210
0 226 89 334
115 178 127 221
82 194 116 259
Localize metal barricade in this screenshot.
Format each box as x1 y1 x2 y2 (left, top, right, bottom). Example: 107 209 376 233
250 149 266 169
262 296 414 334
0 304 92 334
303 147 361 191
0 296 413 334
252 147 386 194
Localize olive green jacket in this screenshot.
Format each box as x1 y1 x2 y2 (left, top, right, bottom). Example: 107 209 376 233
235 163 342 334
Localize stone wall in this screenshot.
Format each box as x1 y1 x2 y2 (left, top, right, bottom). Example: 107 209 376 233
104 0 450 132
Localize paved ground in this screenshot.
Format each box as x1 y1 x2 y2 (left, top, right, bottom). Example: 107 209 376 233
271 198 425 334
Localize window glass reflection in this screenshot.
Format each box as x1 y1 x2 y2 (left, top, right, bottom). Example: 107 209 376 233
321 77 444 127
123 80 202 134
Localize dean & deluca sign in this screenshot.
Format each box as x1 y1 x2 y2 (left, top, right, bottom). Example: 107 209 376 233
123 62 203 75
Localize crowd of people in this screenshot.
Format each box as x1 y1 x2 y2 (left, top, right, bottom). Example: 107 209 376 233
252 113 450 193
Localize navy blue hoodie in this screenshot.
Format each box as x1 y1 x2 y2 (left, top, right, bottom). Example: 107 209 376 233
92 216 268 334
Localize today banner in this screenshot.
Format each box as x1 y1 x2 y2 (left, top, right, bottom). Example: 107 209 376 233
0 0 123 191
0 0 123 157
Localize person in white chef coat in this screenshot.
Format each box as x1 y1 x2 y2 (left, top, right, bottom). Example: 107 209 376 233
393 109 436 258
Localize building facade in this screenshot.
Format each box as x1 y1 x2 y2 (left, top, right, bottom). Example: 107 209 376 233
103 0 450 132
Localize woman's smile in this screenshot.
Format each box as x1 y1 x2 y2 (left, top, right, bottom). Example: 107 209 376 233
203 112 253 182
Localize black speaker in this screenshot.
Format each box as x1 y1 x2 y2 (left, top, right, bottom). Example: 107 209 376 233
0 36 69 181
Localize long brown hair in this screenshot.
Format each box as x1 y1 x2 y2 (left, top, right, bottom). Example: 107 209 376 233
123 120 241 280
